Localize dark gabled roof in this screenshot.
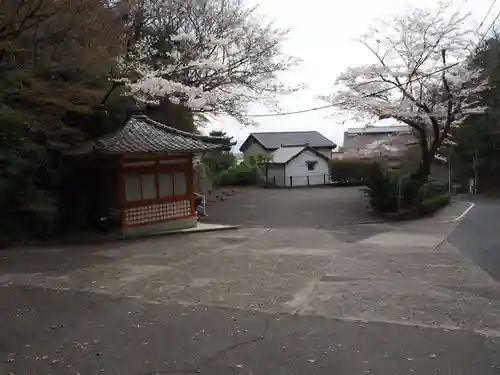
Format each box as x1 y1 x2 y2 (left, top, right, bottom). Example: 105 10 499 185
80 115 221 154
240 131 336 152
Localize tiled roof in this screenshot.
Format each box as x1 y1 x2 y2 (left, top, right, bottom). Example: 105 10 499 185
95 115 220 154
241 131 336 152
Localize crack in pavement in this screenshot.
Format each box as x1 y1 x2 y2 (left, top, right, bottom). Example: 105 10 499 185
140 314 274 375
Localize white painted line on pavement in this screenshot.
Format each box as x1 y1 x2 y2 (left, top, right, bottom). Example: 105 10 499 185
440 202 475 222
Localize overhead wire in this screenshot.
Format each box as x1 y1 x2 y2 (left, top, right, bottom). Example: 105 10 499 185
246 0 500 118
246 64 459 118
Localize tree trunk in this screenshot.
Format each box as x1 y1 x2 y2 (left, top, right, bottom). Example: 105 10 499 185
402 152 432 204
413 159 431 182
100 82 121 105
411 149 432 184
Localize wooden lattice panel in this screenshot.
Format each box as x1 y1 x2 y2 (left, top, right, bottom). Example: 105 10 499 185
125 200 192 226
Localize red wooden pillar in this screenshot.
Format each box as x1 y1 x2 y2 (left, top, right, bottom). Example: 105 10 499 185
187 156 196 216
118 155 126 230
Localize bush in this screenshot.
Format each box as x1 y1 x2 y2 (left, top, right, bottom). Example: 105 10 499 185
330 159 373 183
420 180 448 198
419 194 450 214
362 164 413 213
0 108 60 244
363 164 450 216
216 163 258 186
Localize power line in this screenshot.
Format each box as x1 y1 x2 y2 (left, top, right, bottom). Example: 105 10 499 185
477 0 498 34
475 7 500 47
458 0 500 58
247 3 500 119
247 63 458 117
247 103 335 117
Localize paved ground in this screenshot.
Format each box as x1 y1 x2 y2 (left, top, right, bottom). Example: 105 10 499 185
206 186 376 229
2 188 500 374
449 197 500 283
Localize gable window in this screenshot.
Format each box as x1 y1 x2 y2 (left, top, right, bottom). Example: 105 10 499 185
306 161 317 171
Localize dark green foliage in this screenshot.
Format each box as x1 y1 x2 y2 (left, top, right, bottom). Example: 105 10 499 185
362 164 410 213
144 99 197 133
216 164 258 186
452 34 500 192
329 159 373 184
206 130 236 149
362 163 448 215
0 0 127 243
0 105 60 244
419 194 450 215
204 152 236 175
202 130 237 176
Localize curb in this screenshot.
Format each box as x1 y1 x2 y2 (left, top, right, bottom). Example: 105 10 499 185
140 225 241 240
3 225 240 250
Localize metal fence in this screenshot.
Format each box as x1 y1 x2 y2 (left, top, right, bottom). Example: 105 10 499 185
265 174 331 187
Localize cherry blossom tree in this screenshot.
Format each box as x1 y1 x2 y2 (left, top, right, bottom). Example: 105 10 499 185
109 0 300 125
324 2 488 182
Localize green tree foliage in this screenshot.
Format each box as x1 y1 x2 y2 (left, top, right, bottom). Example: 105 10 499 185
453 33 500 193
329 159 373 184
202 130 236 176
363 163 449 215
0 0 127 241
144 100 197 133
0 0 295 241
216 163 258 187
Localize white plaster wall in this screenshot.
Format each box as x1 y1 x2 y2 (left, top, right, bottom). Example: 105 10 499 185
285 150 329 186
267 164 286 186
314 147 333 159
243 141 271 165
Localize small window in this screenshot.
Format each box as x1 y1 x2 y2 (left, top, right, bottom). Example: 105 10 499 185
306 161 317 171
159 173 174 197
124 171 188 202
125 173 158 202
125 174 142 202
141 174 157 200
158 172 187 197
173 172 187 195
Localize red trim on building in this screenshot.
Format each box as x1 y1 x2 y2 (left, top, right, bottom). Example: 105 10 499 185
125 214 196 228
118 154 196 228
118 155 126 228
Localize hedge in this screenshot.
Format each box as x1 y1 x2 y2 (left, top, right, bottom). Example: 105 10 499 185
419 193 450 214
330 159 374 184
215 164 258 186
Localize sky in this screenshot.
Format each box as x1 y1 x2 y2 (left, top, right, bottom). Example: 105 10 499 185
203 0 498 150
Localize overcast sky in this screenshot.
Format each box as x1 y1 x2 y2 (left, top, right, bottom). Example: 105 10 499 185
204 0 498 149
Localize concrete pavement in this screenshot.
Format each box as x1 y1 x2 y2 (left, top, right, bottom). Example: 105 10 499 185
2 199 500 374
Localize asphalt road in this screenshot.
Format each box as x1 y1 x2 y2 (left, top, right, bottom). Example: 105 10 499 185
1 286 499 375
449 197 500 283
